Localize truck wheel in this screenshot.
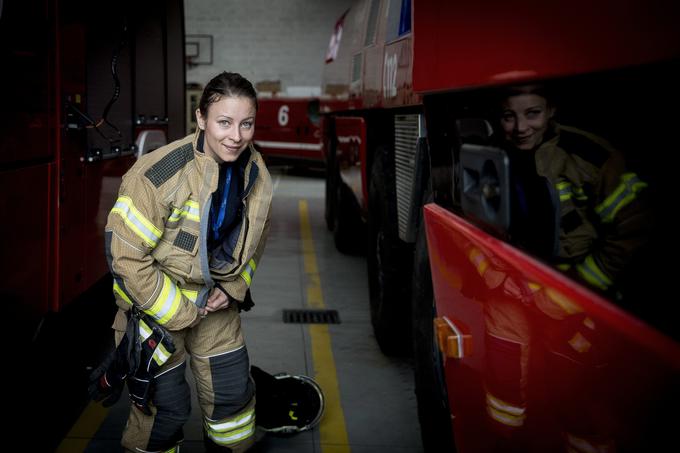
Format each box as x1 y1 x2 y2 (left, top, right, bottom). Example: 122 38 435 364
333 178 363 254
324 142 337 231
412 219 456 452
367 145 413 356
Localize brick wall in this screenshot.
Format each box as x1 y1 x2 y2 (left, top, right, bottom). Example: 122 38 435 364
185 0 352 95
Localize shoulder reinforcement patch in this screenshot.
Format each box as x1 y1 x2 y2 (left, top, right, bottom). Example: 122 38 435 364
145 143 194 187
558 130 609 168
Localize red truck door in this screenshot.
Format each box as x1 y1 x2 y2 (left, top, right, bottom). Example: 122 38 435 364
425 204 680 452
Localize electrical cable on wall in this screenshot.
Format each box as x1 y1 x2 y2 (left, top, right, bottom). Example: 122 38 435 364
66 17 128 147
96 18 128 144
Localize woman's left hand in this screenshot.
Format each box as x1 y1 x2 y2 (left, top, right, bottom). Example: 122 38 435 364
205 287 231 312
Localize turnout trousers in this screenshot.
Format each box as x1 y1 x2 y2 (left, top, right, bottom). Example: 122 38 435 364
113 303 256 452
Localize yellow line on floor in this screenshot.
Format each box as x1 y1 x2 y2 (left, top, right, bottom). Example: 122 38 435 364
56 400 110 453
299 200 351 453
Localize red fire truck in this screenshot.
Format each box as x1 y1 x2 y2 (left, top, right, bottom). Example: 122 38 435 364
321 0 680 451
254 96 350 168
0 0 185 340
254 97 325 166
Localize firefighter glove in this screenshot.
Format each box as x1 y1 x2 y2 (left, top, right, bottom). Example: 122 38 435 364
88 334 130 407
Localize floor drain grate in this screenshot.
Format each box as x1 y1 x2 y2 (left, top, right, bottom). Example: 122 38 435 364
282 309 341 324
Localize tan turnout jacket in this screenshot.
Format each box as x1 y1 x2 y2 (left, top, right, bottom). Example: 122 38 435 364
105 129 272 331
534 123 648 292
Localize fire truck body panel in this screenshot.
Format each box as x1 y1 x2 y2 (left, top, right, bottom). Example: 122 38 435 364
424 203 680 450
412 0 680 94
383 35 419 108
0 0 185 333
321 0 680 450
322 0 418 110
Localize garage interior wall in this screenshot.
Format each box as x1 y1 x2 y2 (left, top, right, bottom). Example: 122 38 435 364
184 0 352 96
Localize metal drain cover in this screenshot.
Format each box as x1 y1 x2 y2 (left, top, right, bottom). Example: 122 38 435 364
283 309 341 324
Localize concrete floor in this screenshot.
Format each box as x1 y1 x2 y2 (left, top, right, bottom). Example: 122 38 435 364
57 167 423 453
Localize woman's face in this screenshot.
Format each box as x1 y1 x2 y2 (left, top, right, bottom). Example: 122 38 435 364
196 96 256 163
500 93 554 150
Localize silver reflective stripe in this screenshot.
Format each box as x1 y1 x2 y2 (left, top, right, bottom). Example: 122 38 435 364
208 421 255 444
154 276 179 321
207 411 254 432
112 197 162 247
486 392 526 427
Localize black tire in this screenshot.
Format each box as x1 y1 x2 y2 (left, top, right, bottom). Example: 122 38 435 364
367 145 413 356
412 216 456 452
332 178 363 255
324 140 337 231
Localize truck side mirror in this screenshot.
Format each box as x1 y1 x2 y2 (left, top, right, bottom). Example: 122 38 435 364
458 143 511 236
457 142 559 260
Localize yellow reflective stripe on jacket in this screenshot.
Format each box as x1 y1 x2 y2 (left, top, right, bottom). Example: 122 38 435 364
111 196 163 247
556 181 588 202
205 407 256 446
576 255 613 291
595 172 647 223
139 319 153 341
566 432 613 453
180 289 198 303
152 341 172 366
556 181 572 202
485 392 526 427
138 319 171 366
143 274 181 325
240 258 257 286
568 331 592 354
468 248 489 277
544 287 582 315
168 200 200 223
113 281 133 305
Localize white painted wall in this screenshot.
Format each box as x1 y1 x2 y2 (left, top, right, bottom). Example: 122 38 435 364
184 0 352 96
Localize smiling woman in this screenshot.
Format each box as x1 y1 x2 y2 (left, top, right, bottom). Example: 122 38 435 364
197 96 256 162
196 73 258 164
92 71 274 452
500 85 555 151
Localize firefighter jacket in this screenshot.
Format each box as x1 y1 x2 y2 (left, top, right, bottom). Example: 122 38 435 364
532 123 648 292
105 128 273 331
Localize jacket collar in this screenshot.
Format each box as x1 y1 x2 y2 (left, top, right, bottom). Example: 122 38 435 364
191 127 260 194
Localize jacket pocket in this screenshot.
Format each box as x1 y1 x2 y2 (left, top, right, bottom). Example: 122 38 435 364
558 202 597 258
153 228 200 278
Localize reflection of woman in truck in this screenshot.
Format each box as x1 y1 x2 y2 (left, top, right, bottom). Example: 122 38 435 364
498 85 650 298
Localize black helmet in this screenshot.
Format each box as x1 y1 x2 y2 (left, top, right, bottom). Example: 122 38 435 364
252 366 325 434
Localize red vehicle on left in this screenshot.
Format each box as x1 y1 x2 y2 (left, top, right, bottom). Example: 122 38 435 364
1 0 185 337
1 0 185 448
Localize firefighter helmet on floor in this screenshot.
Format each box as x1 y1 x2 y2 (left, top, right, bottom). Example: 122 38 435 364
251 365 325 434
